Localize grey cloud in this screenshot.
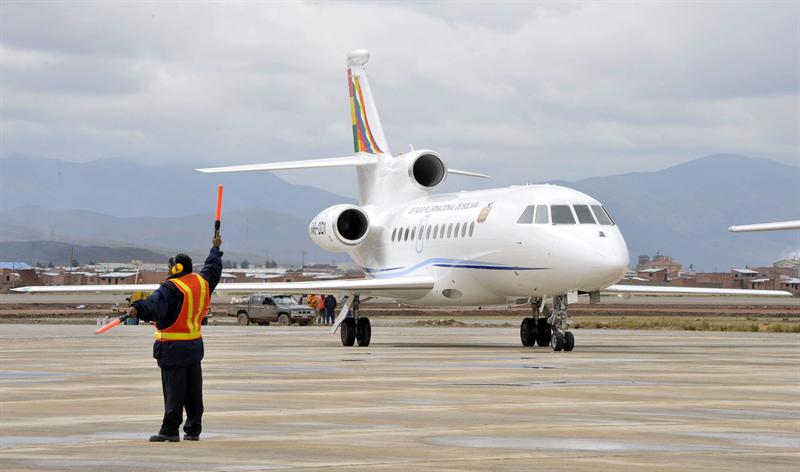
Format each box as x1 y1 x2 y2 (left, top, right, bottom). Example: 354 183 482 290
0 1 798 198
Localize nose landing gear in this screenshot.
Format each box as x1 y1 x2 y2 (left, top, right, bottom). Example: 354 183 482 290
519 295 574 351
548 294 574 352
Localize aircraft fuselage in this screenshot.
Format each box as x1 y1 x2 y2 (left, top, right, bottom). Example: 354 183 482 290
347 184 630 306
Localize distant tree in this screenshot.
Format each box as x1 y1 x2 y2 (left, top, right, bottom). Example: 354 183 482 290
70 259 80 267
35 262 44 268
265 259 277 268
89 260 96 266
240 260 250 269
223 260 235 269
47 261 54 268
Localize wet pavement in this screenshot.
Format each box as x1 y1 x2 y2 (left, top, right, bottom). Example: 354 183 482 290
0 324 798 471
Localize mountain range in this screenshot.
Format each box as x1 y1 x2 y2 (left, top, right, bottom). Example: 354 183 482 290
1 154 798 269
551 154 799 270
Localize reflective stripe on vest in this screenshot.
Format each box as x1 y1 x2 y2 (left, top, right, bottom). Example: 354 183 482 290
155 273 209 341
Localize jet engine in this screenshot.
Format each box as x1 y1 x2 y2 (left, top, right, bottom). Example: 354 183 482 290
308 204 370 253
407 151 446 190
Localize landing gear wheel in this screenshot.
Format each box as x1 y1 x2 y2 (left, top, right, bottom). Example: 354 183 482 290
536 321 552 347
340 318 356 346
552 334 564 351
278 314 290 326
563 331 574 352
356 317 371 347
520 318 535 347
237 313 249 326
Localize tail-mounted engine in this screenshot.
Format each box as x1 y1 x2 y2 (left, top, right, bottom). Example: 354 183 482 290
407 151 446 190
309 204 370 253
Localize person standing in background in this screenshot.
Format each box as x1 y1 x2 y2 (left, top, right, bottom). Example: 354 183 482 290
316 294 326 325
324 294 337 325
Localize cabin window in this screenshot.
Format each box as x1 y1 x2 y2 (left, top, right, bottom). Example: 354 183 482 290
404 227 409 241
454 223 461 238
447 223 453 238
573 205 596 224
433 224 439 239
391 228 396 241
461 222 468 237
534 205 549 224
426 225 432 239
590 205 613 225
440 224 446 239
551 205 576 224
411 227 416 240
516 205 535 224
469 221 475 237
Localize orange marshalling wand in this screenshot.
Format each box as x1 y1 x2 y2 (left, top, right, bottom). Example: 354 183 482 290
95 315 130 335
214 184 223 238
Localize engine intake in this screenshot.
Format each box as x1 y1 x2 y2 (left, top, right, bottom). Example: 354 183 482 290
309 204 370 253
336 208 369 241
410 153 446 189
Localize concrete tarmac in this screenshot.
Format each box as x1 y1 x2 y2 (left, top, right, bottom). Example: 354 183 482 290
0 324 798 471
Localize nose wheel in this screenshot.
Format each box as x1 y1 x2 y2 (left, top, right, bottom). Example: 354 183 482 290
548 295 574 352
520 296 573 351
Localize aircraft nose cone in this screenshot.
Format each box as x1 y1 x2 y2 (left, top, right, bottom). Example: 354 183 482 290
584 233 629 283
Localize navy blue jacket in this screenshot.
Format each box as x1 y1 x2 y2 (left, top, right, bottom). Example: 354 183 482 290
133 246 223 368
324 295 337 310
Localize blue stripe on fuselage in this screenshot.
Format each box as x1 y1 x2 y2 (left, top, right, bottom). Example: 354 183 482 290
361 258 550 278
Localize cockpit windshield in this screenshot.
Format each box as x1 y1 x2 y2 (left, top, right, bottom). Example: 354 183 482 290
591 205 613 225
551 205 576 224
573 205 596 224
516 204 614 226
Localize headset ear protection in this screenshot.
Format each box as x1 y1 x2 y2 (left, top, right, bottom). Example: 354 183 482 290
168 257 183 275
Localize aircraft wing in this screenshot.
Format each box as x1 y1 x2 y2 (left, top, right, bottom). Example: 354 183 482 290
604 285 792 297
728 220 800 232
11 276 435 298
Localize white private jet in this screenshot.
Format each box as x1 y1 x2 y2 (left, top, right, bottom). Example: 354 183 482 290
14 50 792 351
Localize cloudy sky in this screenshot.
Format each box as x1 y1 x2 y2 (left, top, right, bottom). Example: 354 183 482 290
1 1 798 196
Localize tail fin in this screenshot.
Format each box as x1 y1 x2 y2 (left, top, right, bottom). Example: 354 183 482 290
347 50 390 156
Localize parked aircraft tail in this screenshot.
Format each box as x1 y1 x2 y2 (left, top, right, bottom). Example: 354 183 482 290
196 50 487 205
347 50 390 156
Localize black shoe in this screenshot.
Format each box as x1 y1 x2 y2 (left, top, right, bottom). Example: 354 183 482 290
183 434 200 441
149 434 180 442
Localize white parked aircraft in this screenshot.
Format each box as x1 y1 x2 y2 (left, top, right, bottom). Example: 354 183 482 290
14 50 792 351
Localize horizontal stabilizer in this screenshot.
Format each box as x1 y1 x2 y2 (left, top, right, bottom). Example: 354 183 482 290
196 155 377 174
449 168 491 179
604 285 792 297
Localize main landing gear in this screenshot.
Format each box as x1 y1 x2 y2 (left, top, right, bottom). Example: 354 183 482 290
519 296 574 351
340 295 371 347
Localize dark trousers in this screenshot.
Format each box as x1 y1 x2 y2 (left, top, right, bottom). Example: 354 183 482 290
159 362 203 436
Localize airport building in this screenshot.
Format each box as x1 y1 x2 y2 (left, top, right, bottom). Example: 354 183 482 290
626 254 800 295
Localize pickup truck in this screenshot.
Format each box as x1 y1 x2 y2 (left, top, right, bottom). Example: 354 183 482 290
228 294 315 326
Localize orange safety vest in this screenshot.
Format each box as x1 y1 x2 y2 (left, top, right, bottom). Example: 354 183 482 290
155 273 209 342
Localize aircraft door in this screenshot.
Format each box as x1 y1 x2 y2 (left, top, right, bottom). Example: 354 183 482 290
416 214 430 254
